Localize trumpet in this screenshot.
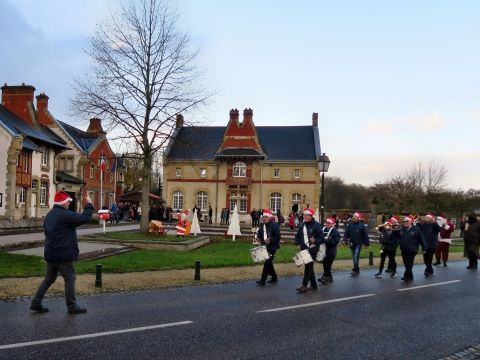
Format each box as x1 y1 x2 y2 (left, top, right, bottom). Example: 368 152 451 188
376 222 391 231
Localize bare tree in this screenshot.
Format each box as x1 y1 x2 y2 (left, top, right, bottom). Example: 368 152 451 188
71 0 211 230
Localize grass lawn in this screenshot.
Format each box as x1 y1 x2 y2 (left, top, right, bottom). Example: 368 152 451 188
0 240 465 278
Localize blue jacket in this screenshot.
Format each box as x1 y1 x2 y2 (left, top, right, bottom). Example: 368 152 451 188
256 221 281 254
379 228 401 251
344 221 370 246
323 226 341 248
43 204 94 262
417 222 440 249
295 220 324 252
399 225 427 254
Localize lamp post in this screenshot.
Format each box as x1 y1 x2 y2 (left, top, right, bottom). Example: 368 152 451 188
317 153 331 225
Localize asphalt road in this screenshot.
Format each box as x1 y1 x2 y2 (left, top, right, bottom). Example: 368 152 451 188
0 260 479 360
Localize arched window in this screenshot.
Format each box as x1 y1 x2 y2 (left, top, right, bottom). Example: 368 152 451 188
173 191 183 210
196 191 208 211
233 162 247 177
270 192 282 212
292 193 302 203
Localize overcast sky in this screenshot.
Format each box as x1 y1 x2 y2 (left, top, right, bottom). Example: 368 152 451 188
1 0 479 190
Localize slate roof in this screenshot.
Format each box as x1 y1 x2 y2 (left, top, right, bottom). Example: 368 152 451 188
0 105 67 150
167 126 320 161
57 120 99 152
215 148 265 160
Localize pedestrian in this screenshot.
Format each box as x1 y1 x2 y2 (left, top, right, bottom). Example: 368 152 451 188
417 213 440 277
208 205 213 224
399 215 427 282
464 214 480 270
225 207 230 225
460 216 466 238
255 209 281 285
288 212 295 230
343 212 370 276
434 215 455 267
294 208 324 293
375 216 401 278
30 191 93 314
250 208 256 226
319 217 341 284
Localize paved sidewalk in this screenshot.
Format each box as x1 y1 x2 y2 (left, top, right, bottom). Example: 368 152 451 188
0 224 140 247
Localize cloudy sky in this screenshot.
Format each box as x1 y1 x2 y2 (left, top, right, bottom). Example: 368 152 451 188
1 0 479 189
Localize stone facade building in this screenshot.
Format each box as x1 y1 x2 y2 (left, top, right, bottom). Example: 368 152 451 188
163 108 322 223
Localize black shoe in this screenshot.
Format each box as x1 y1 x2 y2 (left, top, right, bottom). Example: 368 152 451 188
434 261 441 266
30 304 49 313
68 306 87 314
318 277 326 285
385 269 391 273
443 263 447 267
256 280 266 286
390 271 397 278
267 278 278 284
374 272 382 278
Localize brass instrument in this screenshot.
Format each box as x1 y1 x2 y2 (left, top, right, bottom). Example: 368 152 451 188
376 222 391 231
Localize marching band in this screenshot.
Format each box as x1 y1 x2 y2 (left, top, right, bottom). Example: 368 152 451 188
251 208 479 291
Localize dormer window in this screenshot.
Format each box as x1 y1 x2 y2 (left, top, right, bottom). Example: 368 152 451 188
233 162 246 177
199 168 206 178
41 148 49 167
273 169 280 178
175 168 182 177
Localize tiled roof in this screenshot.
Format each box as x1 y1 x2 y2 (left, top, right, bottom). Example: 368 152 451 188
167 125 320 161
0 105 67 150
57 120 99 152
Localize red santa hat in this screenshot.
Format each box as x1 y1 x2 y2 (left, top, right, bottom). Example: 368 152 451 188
303 208 315 216
353 212 362 219
326 217 336 224
390 216 400 223
262 209 273 218
403 215 414 222
53 191 73 205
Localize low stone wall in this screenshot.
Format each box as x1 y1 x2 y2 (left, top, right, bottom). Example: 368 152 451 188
79 235 210 251
0 217 43 230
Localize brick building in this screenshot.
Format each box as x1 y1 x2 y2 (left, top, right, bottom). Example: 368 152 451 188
163 108 323 223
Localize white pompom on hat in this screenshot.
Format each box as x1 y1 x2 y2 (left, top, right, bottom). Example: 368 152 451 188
303 208 314 216
262 209 273 217
53 191 73 205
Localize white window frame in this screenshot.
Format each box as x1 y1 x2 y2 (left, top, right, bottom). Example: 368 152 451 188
196 191 208 211
18 187 27 204
273 169 280 178
40 181 48 205
173 190 183 210
270 192 282 213
41 148 49 167
239 192 247 213
293 169 300 178
233 162 247 177
199 168 207 178
175 168 182 177
89 164 94 179
292 193 302 203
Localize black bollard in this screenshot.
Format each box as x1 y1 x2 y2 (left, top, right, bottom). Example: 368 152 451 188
194 260 201 281
95 264 102 287
368 252 374 266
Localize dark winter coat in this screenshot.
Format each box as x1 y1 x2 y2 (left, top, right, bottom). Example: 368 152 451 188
43 204 94 262
295 220 324 257
344 221 370 246
379 228 401 251
323 226 341 248
417 222 440 249
399 225 427 254
464 221 480 257
257 221 281 254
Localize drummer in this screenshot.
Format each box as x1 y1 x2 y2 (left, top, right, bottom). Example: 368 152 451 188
294 208 324 293
256 209 281 286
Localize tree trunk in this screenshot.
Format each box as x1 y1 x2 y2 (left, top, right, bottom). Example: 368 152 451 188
140 154 152 232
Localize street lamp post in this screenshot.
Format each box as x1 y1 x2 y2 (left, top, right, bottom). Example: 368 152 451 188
317 153 331 225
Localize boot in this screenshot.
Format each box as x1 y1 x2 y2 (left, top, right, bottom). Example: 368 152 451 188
256 280 266 286
296 285 308 293
374 271 382 278
30 304 49 313
68 306 87 314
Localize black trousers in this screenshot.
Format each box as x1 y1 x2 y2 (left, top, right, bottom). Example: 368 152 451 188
261 254 277 281
423 248 435 274
32 261 77 309
401 252 416 281
303 262 317 288
322 247 337 278
467 251 478 268
379 248 397 273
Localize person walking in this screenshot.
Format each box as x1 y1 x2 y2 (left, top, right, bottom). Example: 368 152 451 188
464 214 480 269
399 215 427 282
343 212 369 276
255 209 281 285
208 205 213 224
319 217 341 284
434 216 455 267
294 208 324 293
30 192 93 314
375 217 401 278
417 213 441 277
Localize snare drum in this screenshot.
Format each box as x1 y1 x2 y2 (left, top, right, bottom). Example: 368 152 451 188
293 249 313 267
250 245 270 263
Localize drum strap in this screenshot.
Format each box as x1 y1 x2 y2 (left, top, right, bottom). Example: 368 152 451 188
303 224 309 246
263 224 267 241
323 226 334 240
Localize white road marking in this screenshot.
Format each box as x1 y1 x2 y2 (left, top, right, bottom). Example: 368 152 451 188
397 280 461 292
0 321 193 350
256 293 376 313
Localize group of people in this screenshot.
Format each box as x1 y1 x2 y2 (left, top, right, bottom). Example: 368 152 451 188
108 201 141 223
255 208 480 293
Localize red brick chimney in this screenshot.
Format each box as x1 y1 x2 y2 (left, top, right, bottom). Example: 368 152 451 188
86 118 105 136
175 113 184 128
229 108 239 123
312 112 318 127
1 83 36 125
243 108 253 124
36 93 54 126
